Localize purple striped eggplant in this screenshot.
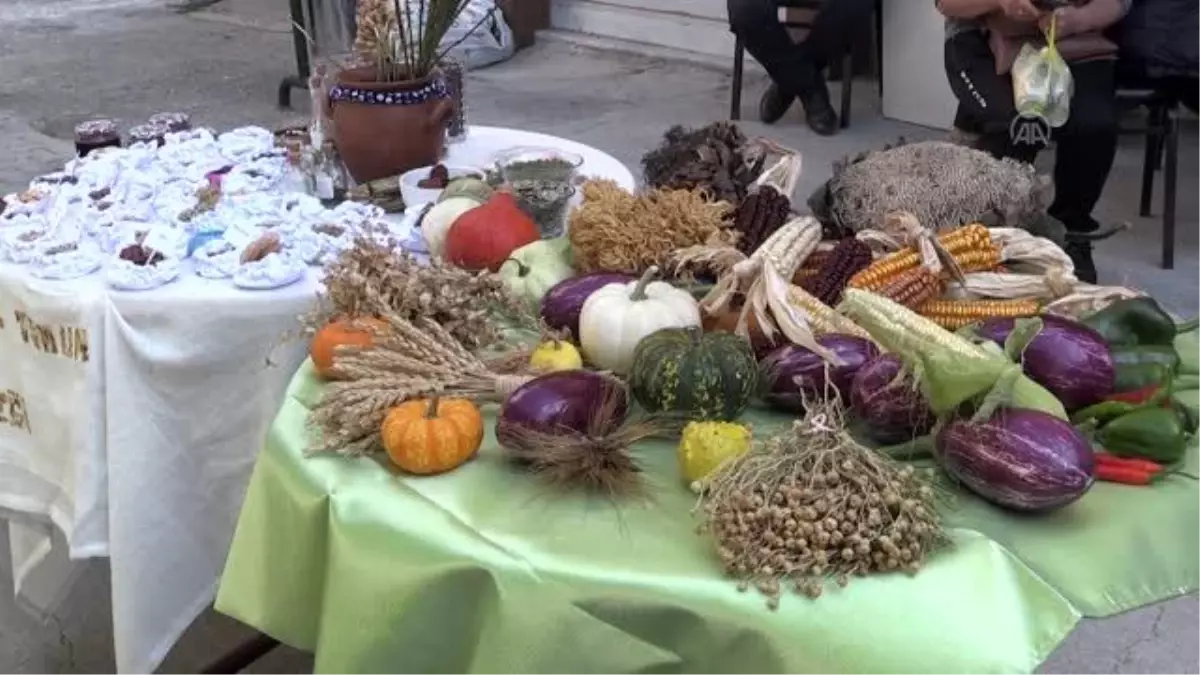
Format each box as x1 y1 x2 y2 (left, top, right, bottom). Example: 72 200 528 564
974 315 1114 412
936 407 1096 512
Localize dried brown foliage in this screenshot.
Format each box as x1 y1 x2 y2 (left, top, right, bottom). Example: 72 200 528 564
641 122 765 205
303 237 533 351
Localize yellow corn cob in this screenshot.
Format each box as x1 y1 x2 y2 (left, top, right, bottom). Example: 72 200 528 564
918 298 1041 330
876 267 943 309
751 216 823 277
848 224 995 291
787 285 872 339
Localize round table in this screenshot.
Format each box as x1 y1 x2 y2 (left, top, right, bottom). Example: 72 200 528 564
0 126 635 675
215 333 1199 672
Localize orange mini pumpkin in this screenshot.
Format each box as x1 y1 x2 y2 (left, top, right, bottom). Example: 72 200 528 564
311 317 388 379
381 397 484 475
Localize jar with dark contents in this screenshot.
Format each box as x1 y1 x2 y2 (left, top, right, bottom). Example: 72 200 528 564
439 58 467 143
74 119 122 157
148 112 192 134
128 123 168 147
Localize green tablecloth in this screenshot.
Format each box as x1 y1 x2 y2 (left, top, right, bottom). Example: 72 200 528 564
215 333 1200 673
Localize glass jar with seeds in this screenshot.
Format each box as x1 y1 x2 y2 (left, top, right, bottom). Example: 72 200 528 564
494 147 584 238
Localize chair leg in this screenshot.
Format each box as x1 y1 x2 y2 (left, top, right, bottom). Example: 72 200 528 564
1139 125 1160 218
731 39 745 121
1161 111 1178 269
840 52 853 129
1147 105 1166 169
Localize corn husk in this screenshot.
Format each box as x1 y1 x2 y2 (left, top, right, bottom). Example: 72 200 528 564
749 140 803 199
854 212 964 281
944 268 1077 301
1042 285 1145 319
989 227 1075 274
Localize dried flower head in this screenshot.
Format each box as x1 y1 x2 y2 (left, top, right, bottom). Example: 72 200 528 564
304 237 534 351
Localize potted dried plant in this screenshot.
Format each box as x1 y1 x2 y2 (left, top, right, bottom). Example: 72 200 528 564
329 0 489 182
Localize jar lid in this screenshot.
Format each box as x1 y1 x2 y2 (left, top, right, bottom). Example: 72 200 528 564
74 119 119 141
148 112 192 132
129 122 168 143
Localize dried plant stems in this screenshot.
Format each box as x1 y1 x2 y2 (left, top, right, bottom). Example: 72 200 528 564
697 398 949 608
357 0 487 81
568 180 735 275
305 237 533 351
499 385 649 498
308 311 533 456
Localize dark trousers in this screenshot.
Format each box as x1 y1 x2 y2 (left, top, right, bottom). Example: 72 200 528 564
945 30 1118 234
727 0 874 95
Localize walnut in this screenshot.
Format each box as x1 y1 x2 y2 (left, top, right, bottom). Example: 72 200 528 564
417 164 450 189
118 244 165 267
240 231 283 264
313 223 346 237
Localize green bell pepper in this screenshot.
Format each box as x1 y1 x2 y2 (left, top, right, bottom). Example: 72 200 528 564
1167 398 1199 435
1096 406 1189 463
1111 347 1181 393
1073 364 1172 426
1082 297 1199 347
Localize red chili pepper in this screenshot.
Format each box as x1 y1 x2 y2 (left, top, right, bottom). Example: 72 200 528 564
1105 384 1160 405
1095 453 1163 474
1095 464 1153 485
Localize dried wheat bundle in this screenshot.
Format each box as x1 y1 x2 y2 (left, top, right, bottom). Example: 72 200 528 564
308 311 535 456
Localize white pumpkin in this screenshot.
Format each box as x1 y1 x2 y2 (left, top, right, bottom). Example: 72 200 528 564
421 196 482 257
578 266 701 375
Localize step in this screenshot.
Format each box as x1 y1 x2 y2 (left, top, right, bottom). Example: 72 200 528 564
550 0 735 60
569 0 728 22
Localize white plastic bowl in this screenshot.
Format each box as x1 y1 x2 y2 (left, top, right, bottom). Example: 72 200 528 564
398 164 485 209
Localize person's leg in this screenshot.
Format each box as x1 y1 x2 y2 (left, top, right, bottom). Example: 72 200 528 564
944 30 1040 163
1049 59 1119 283
799 0 874 69
728 0 867 134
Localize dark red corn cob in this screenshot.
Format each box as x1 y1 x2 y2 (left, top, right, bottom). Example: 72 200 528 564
805 237 873 306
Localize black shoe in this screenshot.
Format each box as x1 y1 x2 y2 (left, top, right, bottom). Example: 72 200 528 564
758 83 795 125
1064 241 1098 284
798 84 838 136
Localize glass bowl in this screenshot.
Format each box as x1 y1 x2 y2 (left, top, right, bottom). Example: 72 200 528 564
493 146 584 184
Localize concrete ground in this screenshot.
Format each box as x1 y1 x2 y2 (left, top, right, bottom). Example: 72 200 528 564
0 0 1196 672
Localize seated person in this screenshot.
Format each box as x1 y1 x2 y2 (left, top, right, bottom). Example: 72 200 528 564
727 0 874 135
937 0 1130 283
1116 0 1198 112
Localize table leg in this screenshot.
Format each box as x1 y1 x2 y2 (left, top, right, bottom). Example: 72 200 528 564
200 633 281 674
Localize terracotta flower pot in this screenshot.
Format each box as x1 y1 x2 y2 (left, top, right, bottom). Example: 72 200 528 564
328 67 454 183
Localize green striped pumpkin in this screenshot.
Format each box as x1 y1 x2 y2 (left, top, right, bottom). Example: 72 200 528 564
629 327 758 421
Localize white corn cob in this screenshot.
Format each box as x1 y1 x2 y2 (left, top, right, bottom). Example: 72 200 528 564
750 216 822 277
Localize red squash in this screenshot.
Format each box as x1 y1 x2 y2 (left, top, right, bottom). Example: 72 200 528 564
444 192 540 271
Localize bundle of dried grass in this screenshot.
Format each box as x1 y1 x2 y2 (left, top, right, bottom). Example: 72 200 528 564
498 387 666 498
304 237 533 351
568 180 735 275
697 398 949 608
308 311 536 456
641 122 765 205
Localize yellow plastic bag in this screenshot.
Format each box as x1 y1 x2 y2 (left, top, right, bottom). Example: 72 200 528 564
1011 14 1074 128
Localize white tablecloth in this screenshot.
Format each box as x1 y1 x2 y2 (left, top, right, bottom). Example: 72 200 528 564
0 126 635 674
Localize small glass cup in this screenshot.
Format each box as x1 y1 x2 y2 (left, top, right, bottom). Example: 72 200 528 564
494 146 584 184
